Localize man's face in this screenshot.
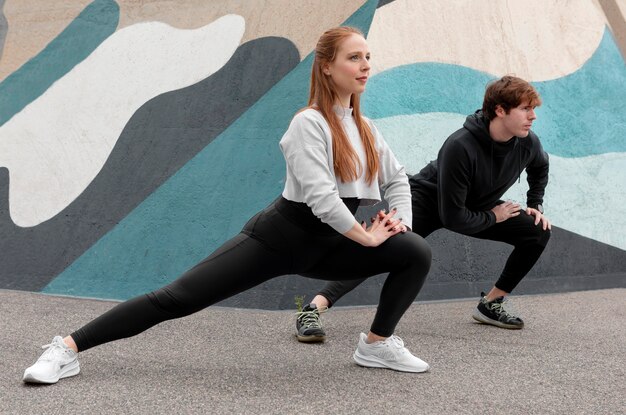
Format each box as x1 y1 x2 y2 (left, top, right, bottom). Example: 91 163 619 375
500 101 537 138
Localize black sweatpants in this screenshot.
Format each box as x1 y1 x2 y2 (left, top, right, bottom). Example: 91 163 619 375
318 188 551 306
71 197 431 351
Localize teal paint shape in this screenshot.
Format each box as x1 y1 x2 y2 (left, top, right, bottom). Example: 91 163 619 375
533 28 626 157
0 0 119 127
354 0 379 37
363 28 626 157
43 0 379 300
362 63 494 118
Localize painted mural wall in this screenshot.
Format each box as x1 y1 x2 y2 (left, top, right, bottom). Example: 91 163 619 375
0 0 624 308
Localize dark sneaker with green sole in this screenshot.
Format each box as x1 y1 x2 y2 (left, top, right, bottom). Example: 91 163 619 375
296 303 327 342
472 292 524 329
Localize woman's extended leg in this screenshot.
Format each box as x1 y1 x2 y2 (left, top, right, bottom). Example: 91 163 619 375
23 208 295 383
72 232 291 352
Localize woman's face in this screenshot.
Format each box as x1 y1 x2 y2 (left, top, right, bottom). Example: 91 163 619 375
324 33 371 105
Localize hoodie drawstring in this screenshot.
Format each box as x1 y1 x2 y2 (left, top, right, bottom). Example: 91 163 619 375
490 142 494 187
517 137 521 183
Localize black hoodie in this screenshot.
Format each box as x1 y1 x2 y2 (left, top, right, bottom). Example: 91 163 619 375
409 110 549 235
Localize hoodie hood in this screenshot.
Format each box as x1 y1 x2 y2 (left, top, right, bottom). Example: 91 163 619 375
463 110 493 148
463 110 521 186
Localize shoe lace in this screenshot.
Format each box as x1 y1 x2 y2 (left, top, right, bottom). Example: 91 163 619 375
386 335 406 351
295 306 327 328
490 299 519 319
39 340 68 362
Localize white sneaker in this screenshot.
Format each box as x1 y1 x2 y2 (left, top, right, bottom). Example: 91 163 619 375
353 332 429 373
23 336 80 384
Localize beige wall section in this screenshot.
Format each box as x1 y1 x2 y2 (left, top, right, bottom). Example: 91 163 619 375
117 0 366 59
368 0 609 81
0 0 365 83
0 0 91 81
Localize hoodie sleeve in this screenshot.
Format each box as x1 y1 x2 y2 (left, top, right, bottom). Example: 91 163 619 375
437 139 496 234
525 133 549 209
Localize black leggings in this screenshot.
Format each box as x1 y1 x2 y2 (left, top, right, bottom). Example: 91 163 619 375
318 192 551 306
71 198 431 351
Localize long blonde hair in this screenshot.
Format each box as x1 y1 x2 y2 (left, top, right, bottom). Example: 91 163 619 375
307 26 379 184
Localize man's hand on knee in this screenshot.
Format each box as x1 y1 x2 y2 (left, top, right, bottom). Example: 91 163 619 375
491 201 521 223
525 207 551 231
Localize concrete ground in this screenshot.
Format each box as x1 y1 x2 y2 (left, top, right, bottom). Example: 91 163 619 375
1 288 624 414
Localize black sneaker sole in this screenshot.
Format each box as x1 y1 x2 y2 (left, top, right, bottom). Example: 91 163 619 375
472 309 524 329
296 334 326 343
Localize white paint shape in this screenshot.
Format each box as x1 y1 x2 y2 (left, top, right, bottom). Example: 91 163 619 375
503 152 626 251
0 15 245 227
375 113 626 250
374 112 464 174
369 0 607 81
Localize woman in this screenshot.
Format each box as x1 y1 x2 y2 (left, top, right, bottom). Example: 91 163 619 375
23 26 432 383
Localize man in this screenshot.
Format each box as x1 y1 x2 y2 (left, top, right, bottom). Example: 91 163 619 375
297 75 551 342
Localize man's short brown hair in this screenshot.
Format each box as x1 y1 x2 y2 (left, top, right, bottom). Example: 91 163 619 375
482 75 542 120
